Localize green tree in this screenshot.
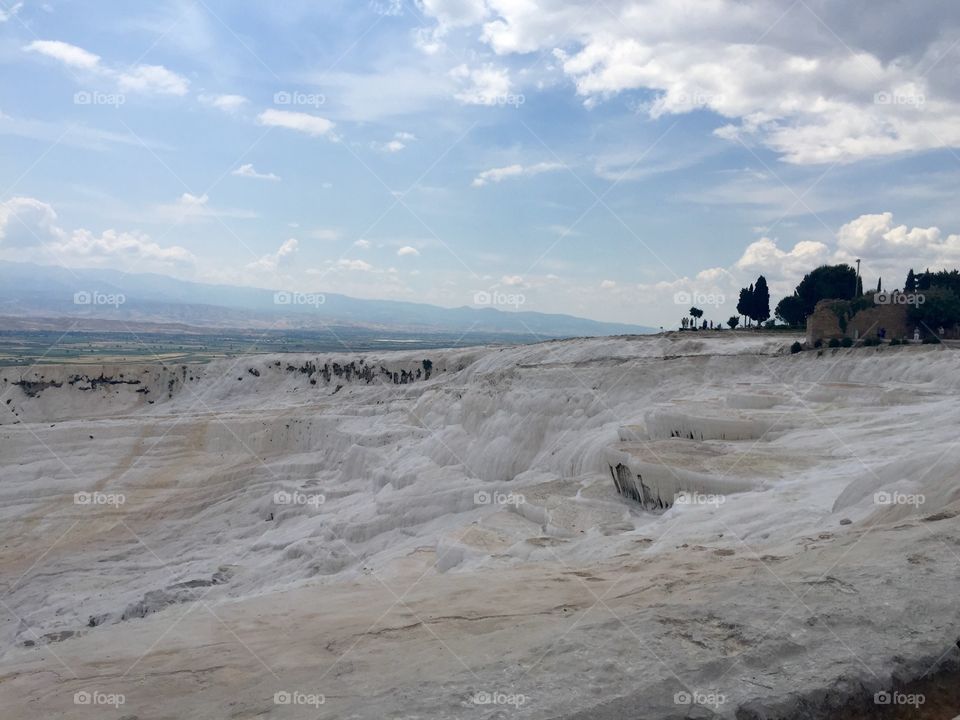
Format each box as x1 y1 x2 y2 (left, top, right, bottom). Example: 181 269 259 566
775 295 806 326
909 287 960 333
727 316 740 329
751 276 771 324
905 269 917 292
737 284 754 326
919 269 960 296
795 264 858 319
689 306 704 328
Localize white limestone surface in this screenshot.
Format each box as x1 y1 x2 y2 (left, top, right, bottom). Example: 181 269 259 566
1 333 958 719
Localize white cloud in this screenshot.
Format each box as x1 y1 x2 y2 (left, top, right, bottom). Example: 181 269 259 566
199 93 248 113
337 258 373 271
154 193 258 222
0 2 23 22
472 162 563 187
373 132 417 153
116 64 189 95
232 163 280 181
0 197 61 247
257 109 336 138
397 245 420 256
180 192 208 207
247 238 298 272
552 210 960 325
734 212 960 297
57 228 195 268
415 0 490 54
24 39 189 96
25 40 101 69
451 63 513 105
0 196 194 270
735 237 831 280
421 0 488 28
354 239 372 249
422 1 960 164
836 213 946 258
501 274 524 286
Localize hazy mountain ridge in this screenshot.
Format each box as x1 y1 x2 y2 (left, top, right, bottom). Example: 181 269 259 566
0 263 654 337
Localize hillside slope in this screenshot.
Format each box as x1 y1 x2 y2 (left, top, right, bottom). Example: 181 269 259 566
1 334 959 719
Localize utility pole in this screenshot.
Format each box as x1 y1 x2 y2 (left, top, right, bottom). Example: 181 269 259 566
855 258 861 297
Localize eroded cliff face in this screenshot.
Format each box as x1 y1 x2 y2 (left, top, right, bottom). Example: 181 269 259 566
1 334 959 720
0 351 464 426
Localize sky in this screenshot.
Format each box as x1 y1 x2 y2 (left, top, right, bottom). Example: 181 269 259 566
2 0 960 327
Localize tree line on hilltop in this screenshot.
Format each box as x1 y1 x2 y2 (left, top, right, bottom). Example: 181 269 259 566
684 265 960 334
772 265 960 333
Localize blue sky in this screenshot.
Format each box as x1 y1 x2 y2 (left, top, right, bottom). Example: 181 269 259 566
3 0 960 326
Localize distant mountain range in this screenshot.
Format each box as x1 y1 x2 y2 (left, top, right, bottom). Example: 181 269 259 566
0 263 655 339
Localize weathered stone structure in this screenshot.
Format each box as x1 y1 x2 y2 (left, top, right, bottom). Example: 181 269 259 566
806 298 912 344
805 301 843 343
847 302 911 340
